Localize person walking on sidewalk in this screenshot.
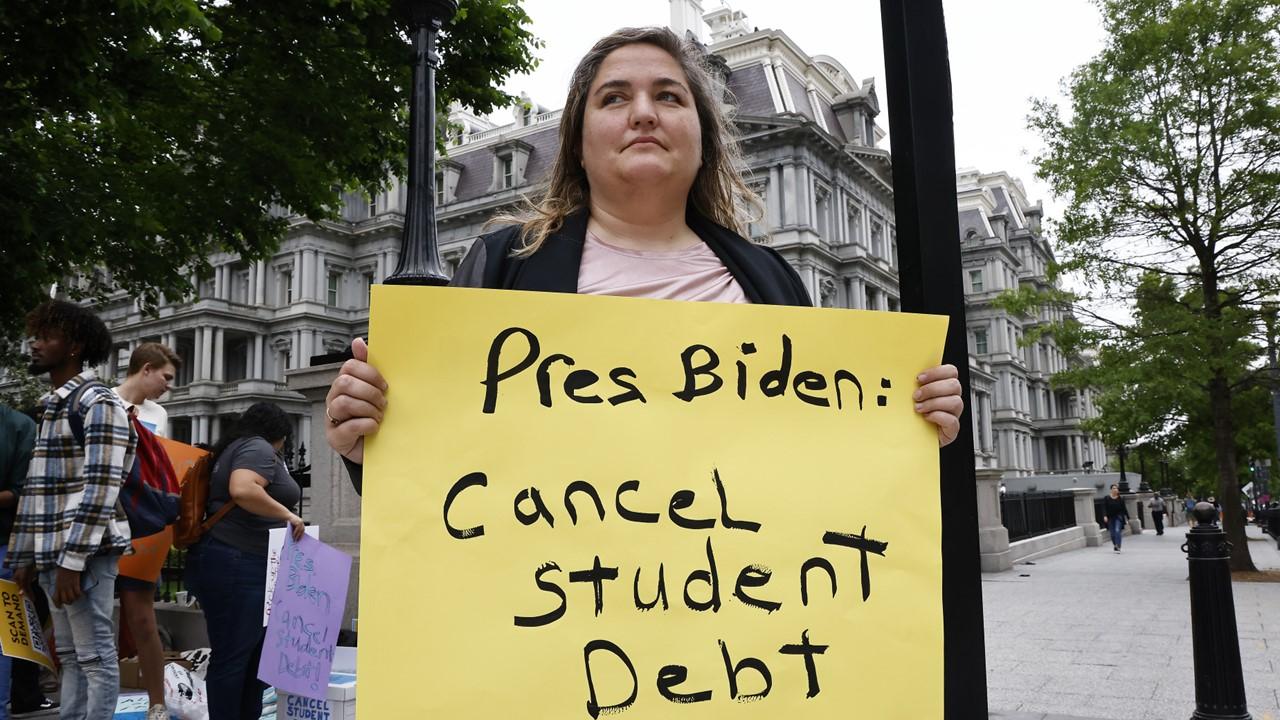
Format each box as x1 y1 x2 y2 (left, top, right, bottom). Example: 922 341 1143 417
1102 484 1129 551
1147 494 1166 535
9 300 135 720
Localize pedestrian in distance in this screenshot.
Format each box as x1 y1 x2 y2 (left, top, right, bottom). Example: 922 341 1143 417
1184 494 1197 527
112 342 182 720
1102 484 1129 552
184 402 305 720
323 26 968 495
1147 493 1166 536
9 300 135 720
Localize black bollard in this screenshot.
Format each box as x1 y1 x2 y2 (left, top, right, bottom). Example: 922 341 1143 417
1183 502 1251 720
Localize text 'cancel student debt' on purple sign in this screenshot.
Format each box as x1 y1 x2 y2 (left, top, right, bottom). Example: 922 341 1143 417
258 532 352 699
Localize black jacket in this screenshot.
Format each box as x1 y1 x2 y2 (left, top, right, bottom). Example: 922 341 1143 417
345 209 812 493
450 208 811 304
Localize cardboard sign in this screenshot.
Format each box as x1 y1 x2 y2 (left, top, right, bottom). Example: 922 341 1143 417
0 579 54 670
258 533 352 699
361 286 947 718
265 525 322 625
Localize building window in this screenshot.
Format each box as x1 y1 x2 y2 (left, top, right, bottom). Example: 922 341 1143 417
327 270 341 307
435 171 446 206
847 204 863 246
969 269 984 293
363 271 376 308
975 328 988 354
870 217 885 259
280 268 293 306
814 183 831 241
367 194 379 218
865 286 878 310
500 155 514 189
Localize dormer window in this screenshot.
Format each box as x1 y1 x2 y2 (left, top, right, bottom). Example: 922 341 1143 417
500 155 514 189
489 139 532 193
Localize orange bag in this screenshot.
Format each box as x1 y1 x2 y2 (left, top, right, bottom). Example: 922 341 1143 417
156 437 234 549
118 525 173 583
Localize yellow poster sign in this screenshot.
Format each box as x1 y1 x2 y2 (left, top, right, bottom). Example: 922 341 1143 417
361 286 947 719
0 580 54 671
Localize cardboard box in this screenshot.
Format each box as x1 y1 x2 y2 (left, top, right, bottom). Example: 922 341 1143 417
276 673 356 720
119 657 143 690
118 652 195 690
275 671 355 717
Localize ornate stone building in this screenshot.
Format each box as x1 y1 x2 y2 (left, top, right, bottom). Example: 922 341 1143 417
957 169 1106 477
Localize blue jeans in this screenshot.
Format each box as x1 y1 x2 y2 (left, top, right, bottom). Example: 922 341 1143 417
0 546 13 720
186 536 268 720
1108 516 1126 548
37 555 119 720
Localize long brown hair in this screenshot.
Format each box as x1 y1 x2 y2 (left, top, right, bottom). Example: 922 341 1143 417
493 27 762 255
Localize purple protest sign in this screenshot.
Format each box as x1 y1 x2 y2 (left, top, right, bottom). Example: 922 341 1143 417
257 532 352 699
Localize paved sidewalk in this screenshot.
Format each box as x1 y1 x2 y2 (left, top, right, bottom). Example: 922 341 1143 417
984 522 1280 720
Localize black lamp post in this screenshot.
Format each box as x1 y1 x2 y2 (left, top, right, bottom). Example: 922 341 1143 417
1117 444 1130 493
384 0 458 287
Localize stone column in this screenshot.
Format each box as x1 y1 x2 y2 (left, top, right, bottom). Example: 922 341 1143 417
286 363 362 621
212 329 225 382
1068 487 1102 546
975 468 1011 572
1125 492 1145 535
302 249 318 302
200 327 214 381
253 335 264 381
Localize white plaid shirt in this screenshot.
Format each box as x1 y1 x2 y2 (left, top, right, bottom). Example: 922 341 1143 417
7 370 134 571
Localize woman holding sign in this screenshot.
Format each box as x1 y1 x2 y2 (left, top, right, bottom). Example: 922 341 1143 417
325 27 964 480
185 402 306 720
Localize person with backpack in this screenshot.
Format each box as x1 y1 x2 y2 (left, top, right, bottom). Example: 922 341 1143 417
9 300 134 720
184 402 304 720
112 342 182 720
0 403 37 720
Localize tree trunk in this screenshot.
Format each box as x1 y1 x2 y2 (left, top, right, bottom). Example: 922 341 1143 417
1208 370 1256 572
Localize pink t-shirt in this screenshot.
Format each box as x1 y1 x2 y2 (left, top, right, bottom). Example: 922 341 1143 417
576 231 748 303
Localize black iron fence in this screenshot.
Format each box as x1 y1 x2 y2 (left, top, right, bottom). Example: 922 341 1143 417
156 547 187 603
1001 491 1076 542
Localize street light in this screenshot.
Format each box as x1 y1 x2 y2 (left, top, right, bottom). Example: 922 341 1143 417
384 0 459 286
1117 443 1130 493
1265 302 1280 494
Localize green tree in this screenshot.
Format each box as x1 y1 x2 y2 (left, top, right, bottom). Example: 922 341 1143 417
1027 0 1280 569
1051 274 1276 501
0 0 540 347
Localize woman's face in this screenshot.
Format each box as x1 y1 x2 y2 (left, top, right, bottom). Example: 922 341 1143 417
1110 486 1120 498
580 43 702 198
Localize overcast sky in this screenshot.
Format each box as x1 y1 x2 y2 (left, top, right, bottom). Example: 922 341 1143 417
488 0 1109 225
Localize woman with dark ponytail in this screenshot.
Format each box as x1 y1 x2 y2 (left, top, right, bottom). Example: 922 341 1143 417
185 402 304 719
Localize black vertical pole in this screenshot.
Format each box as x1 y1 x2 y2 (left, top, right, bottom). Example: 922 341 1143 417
878 2 987 717
1118 444 1130 493
1184 503 1252 719
385 0 458 287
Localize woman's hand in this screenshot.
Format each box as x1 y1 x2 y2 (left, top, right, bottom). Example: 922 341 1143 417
286 512 306 542
915 364 964 448
324 337 388 464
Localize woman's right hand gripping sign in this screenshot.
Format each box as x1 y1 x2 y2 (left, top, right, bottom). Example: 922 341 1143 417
324 337 386 464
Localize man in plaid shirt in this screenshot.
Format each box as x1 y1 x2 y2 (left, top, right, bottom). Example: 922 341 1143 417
9 301 135 720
